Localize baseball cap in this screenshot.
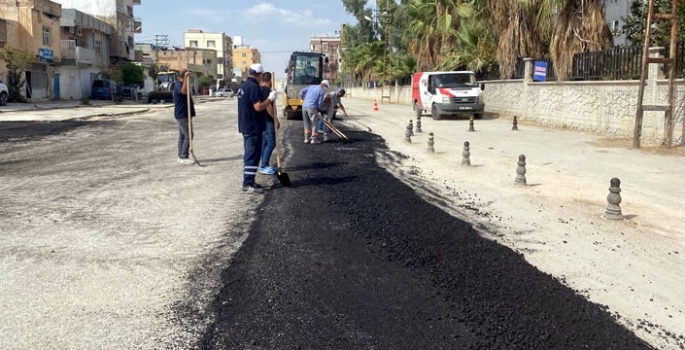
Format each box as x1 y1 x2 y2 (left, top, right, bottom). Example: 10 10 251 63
249 63 264 74
321 80 330 87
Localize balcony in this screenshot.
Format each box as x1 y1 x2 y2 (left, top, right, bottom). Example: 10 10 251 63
134 17 142 33
61 40 98 66
132 0 141 4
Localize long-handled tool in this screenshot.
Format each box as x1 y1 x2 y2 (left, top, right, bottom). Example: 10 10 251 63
316 113 350 142
186 76 202 167
272 97 291 187
342 109 372 132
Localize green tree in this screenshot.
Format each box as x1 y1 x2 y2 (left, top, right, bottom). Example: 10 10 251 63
622 0 685 46
121 62 144 86
100 65 122 82
197 74 213 89
0 46 35 102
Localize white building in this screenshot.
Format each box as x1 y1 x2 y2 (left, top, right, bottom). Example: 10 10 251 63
184 29 233 86
51 0 142 62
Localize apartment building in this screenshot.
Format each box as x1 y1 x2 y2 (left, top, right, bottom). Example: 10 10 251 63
51 0 141 62
59 8 114 99
232 45 261 82
0 0 63 99
604 0 634 46
184 29 232 85
309 34 341 81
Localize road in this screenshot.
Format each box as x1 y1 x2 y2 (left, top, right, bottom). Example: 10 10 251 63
0 99 657 349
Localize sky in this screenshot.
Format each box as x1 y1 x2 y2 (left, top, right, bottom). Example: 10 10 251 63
136 0 361 80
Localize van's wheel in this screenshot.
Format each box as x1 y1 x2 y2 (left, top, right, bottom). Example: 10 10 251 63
474 113 483 119
0 92 8 106
413 101 421 117
431 104 442 120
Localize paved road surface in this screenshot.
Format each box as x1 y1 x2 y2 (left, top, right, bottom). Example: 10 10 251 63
0 100 654 349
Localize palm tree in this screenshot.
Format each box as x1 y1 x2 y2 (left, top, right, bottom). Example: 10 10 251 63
550 0 613 80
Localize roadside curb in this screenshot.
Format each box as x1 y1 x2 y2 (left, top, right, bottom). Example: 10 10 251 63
75 108 151 121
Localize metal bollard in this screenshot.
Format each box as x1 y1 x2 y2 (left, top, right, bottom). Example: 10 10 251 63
512 116 519 131
603 178 624 220
462 141 471 166
468 115 475 132
427 132 435 153
416 116 422 133
405 121 412 143
515 154 527 186
409 120 415 136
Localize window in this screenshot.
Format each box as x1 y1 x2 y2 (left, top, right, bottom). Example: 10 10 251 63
189 40 198 47
322 43 329 51
207 40 216 48
242 61 246 65
95 40 102 55
42 26 51 46
612 20 620 31
206 59 212 65
242 53 246 57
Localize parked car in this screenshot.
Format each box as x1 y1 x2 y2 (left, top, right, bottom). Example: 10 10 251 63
91 79 117 100
213 87 234 97
0 81 8 106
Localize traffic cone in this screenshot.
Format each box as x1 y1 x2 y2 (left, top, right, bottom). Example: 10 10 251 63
373 99 379 112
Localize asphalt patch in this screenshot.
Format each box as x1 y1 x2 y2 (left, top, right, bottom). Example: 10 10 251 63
196 124 654 349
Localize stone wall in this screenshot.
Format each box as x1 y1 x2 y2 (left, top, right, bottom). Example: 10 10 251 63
345 56 685 143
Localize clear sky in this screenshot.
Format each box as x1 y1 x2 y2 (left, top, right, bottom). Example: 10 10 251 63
136 1 359 80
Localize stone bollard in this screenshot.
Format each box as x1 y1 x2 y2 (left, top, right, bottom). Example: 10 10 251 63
512 116 519 131
468 115 475 132
409 120 415 136
603 178 624 220
462 141 471 166
416 116 422 133
427 132 435 153
405 121 412 143
515 154 527 186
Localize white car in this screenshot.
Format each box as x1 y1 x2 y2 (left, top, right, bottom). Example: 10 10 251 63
213 88 234 98
0 81 8 106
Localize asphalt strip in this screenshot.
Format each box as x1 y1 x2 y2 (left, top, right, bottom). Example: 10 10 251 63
195 123 654 350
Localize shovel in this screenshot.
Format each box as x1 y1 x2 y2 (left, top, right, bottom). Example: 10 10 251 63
273 101 291 187
343 110 372 132
186 76 202 167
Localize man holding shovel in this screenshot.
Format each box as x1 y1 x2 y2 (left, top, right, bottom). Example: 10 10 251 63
237 63 278 194
173 69 196 164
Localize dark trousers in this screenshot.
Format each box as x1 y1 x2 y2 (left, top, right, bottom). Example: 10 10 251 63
261 122 276 168
176 119 193 158
243 132 263 187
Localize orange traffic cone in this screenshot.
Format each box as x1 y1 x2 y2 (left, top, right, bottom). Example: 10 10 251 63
373 99 379 112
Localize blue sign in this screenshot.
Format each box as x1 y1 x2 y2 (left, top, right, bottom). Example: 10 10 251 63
39 48 54 63
533 61 547 82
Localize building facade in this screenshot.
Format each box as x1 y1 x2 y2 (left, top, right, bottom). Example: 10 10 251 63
309 34 341 81
604 0 635 46
59 8 113 99
184 29 232 86
231 45 260 82
51 0 141 62
0 0 63 99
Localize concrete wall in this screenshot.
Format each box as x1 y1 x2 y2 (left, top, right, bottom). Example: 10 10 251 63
58 65 98 100
344 64 684 143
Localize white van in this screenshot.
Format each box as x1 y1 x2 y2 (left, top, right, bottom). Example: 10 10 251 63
411 71 485 120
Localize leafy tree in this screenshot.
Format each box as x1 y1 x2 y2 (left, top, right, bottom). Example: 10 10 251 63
197 74 213 89
0 46 35 102
622 0 685 46
100 65 122 82
121 62 144 86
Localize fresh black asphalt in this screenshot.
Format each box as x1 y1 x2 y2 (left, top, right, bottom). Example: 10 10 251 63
196 123 653 349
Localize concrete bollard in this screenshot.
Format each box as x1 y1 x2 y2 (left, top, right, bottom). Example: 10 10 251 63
468 115 475 132
428 132 435 153
515 154 527 186
603 178 624 220
409 120 415 136
416 116 422 133
512 116 519 131
462 141 471 166
405 121 412 143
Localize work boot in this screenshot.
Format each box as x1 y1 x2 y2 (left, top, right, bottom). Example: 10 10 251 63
242 184 264 194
